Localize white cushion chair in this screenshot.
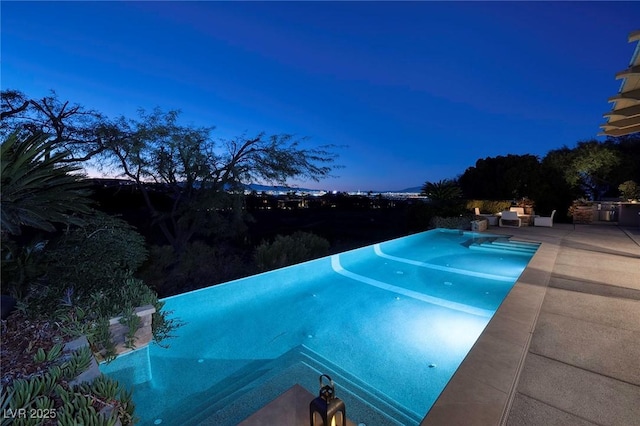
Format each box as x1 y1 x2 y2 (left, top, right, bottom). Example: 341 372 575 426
534 210 556 227
475 207 499 226
499 211 521 228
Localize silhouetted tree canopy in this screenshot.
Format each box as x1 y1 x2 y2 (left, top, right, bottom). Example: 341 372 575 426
455 137 640 220
421 179 462 201
1 90 340 253
101 108 338 252
458 154 541 200
1 90 115 163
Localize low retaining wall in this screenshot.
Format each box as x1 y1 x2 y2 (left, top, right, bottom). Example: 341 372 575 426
109 304 156 355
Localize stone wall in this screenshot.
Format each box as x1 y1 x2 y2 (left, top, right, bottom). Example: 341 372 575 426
108 304 156 355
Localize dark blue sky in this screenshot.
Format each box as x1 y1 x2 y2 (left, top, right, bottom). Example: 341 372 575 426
2 1 639 191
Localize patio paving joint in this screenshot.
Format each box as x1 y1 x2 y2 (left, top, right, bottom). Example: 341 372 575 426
525 351 640 388
509 392 603 426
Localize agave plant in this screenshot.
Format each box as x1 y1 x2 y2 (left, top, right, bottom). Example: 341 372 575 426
1 131 92 236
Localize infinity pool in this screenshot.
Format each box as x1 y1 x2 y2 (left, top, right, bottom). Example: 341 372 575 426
101 229 538 425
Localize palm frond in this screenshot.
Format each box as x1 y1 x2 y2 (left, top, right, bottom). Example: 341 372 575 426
1 132 92 235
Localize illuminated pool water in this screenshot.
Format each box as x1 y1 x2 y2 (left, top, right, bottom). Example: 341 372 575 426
101 229 538 425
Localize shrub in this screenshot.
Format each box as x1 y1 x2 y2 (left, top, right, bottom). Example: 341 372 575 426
619 180 639 201
1 349 137 425
141 241 247 296
466 200 512 214
430 215 474 230
255 231 330 272
14 212 180 360
41 212 148 302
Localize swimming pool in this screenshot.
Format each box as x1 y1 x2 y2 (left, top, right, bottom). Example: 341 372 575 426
101 229 539 425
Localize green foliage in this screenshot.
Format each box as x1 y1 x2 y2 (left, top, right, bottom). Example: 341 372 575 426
0 131 92 236
565 140 620 199
33 347 47 363
141 241 246 296
618 180 639 200
0 239 47 299
32 344 62 364
0 131 94 298
430 215 474 230
13 211 181 360
42 212 148 302
120 308 142 350
2 346 136 426
61 346 93 380
465 200 512 214
255 231 330 272
50 278 181 362
420 179 467 219
150 300 182 347
421 179 463 201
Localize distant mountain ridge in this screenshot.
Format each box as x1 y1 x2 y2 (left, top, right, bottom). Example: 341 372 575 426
245 183 422 194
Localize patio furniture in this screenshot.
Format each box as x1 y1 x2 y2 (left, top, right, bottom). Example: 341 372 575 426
510 207 525 215
474 207 499 226
484 215 499 226
499 211 521 228
534 210 556 227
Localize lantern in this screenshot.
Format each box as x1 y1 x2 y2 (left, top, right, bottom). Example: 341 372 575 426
309 374 346 426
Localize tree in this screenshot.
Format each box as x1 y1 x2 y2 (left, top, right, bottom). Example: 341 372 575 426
1 89 117 163
535 147 579 220
420 178 466 218
618 180 639 201
604 135 640 194
103 108 338 253
421 179 462 201
564 140 620 200
458 154 541 200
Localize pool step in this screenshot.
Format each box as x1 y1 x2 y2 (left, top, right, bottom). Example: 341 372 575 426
298 346 423 425
183 345 421 426
176 357 276 426
468 238 539 256
491 238 540 250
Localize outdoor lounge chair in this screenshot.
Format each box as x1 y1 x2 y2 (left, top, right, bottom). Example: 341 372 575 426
475 207 498 225
499 211 521 228
509 207 525 215
534 210 556 227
